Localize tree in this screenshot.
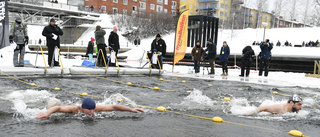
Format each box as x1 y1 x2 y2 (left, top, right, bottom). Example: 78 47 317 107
255 0 269 28
287 0 300 27
273 0 285 28
312 0 320 26
301 0 314 27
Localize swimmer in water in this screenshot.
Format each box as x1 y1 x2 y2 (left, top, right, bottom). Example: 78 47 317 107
245 94 303 115
36 97 144 120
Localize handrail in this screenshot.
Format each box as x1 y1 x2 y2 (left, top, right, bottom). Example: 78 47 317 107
156 53 162 73
100 49 108 70
113 50 120 71
56 47 64 70
39 46 47 74
314 60 320 75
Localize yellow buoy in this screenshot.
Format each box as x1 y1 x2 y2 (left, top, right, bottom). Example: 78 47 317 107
127 82 133 86
212 117 223 123
81 93 88 96
187 91 192 93
238 88 243 91
223 97 231 101
157 106 166 111
288 130 303 137
273 91 279 94
154 87 160 90
117 98 123 102
54 87 60 91
30 83 36 87
208 84 212 86
159 78 164 81
182 80 186 83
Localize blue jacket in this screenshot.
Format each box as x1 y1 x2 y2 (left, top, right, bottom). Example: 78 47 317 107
220 45 230 62
206 40 216 60
260 42 273 59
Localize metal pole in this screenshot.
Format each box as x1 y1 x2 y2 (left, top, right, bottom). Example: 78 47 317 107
256 55 258 71
263 26 266 41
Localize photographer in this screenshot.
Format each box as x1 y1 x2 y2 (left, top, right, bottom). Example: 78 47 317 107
204 39 216 74
259 39 273 77
42 19 63 67
240 46 255 77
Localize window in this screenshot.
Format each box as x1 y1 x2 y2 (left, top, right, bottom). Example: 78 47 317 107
181 5 186 9
133 6 137 11
224 12 227 17
113 0 118 3
220 11 224 17
172 10 177 16
123 9 127 15
225 4 228 9
123 0 128 5
150 4 155 10
165 0 168 5
190 4 192 9
172 1 177 9
139 2 146 10
181 0 186 1
101 6 107 13
85 6 89 11
157 5 163 12
221 3 224 8
113 8 118 14
133 0 137 1
157 0 163 4
164 9 168 13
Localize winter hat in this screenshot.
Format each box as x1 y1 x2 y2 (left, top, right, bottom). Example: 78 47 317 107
207 38 213 44
96 25 101 30
91 37 95 42
15 17 22 21
50 18 56 22
156 34 161 38
223 41 227 44
82 97 96 109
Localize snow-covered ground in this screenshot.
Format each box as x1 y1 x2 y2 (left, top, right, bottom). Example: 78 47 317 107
2 14 320 89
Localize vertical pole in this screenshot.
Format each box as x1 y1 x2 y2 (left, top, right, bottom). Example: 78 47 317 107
256 55 258 71
263 26 266 41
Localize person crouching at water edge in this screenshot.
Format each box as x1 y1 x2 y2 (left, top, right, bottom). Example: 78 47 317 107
191 41 204 73
245 94 303 115
36 97 144 120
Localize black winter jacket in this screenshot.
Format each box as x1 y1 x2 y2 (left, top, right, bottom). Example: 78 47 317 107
151 38 166 56
86 41 94 55
108 31 120 51
42 25 63 48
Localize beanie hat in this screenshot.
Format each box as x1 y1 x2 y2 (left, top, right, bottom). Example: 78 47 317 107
223 41 227 44
15 17 22 21
50 18 56 22
82 97 96 109
113 26 118 30
156 34 161 38
91 37 95 42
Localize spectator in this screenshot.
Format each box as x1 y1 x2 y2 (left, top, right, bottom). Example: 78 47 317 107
95 25 107 67
259 39 273 77
191 41 204 73
276 40 281 46
205 38 216 74
42 19 63 67
150 34 166 69
284 40 289 46
90 5 94 12
220 41 230 76
9 17 28 67
252 41 256 45
134 39 138 46
108 26 120 66
302 41 305 47
54 0 58 3
240 46 255 77
86 37 95 62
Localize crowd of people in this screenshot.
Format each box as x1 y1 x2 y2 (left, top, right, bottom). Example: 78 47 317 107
254 40 320 47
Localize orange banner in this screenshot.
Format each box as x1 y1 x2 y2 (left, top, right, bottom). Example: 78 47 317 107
173 10 189 65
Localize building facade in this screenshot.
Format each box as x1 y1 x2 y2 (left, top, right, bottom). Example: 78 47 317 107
180 0 231 21
82 0 179 17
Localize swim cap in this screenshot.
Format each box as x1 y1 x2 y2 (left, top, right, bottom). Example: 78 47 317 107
289 94 303 102
82 97 96 109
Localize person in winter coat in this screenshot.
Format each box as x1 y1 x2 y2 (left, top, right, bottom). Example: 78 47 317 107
9 17 28 67
259 39 273 77
276 40 281 46
95 25 107 67
284 40 289 46
240 46 255 77
191 41 204 73
151 34 167 69
86 37 95 62
42 18 63 67
108 26 120 66
220 41 230 76
205 38 216 74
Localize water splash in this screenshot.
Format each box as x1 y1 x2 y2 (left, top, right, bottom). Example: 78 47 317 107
175 89 216 110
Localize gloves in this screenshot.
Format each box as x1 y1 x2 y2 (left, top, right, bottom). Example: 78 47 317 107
9 35 13 43
25 36 29 45
52 33 58 40
157 51 162 56
192 56 194 61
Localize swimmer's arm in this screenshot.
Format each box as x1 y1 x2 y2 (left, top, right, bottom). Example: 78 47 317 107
257 105 279 114
36 106 78 120
95 105 144 113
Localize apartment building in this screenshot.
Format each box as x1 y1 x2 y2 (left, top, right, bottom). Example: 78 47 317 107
82 0 179 17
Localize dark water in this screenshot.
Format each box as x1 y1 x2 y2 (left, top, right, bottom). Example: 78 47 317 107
0 75 319 137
